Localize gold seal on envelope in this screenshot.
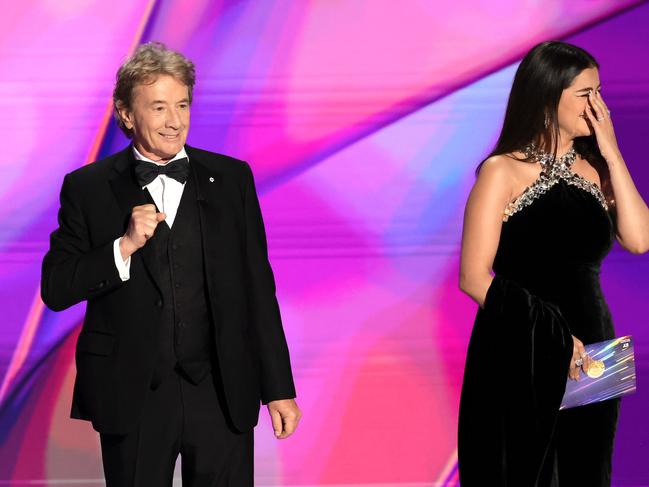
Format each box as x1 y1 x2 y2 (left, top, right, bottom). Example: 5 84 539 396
586 359 605 379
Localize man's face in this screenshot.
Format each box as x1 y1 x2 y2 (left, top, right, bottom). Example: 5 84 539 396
119 74 190 161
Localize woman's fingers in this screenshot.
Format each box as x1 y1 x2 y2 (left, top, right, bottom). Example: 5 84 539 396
588 92 604 120
584 103 600 129
569 335 587 380
576 341 587 380
568 352 579 380
595 90 611 115
577 340 586 357
586 91 620 162
569 362 579 380
582 354 592 373
589 91 611 124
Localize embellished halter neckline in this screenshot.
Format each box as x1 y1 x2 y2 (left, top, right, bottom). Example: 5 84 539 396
522 143 577 168
502 143 609 222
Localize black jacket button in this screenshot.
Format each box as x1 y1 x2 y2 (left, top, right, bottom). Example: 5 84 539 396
155 299 163 308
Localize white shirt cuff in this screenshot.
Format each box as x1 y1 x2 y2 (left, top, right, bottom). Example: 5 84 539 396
113 237 131 281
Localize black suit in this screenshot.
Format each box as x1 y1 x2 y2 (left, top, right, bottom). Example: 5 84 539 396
41 145 296 439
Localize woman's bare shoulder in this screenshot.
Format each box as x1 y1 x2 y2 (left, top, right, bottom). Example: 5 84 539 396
471 155 515 204
482 151 526 167
476 152 535 206
478 153 524 184
483 151 542 188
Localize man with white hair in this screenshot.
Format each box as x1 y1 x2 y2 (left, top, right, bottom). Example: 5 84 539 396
42 42 300 486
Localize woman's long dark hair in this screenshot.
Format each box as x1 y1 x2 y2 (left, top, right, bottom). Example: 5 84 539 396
477 41 612 202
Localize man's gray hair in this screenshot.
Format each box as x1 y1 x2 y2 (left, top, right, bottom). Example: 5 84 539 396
113 42 196 138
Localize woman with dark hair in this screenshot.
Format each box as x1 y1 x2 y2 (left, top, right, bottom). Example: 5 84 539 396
457 41 649 486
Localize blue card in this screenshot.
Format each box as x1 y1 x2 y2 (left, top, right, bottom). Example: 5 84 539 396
560 335 636 410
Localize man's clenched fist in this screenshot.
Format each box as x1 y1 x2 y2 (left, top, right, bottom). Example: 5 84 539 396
119 204 166 260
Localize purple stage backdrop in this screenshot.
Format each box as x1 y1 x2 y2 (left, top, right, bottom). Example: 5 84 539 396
1 1 648 485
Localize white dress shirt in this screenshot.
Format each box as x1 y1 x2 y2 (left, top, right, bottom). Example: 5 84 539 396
113 146 189 281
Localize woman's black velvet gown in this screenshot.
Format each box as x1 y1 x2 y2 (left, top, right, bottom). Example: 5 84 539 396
458 158 621 486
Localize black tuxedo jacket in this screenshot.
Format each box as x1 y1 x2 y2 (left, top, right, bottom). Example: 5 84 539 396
41 145 296 435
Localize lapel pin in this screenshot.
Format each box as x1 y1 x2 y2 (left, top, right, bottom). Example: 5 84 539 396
209 177 215 182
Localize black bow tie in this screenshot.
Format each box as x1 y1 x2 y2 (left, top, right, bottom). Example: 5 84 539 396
134 157 190 186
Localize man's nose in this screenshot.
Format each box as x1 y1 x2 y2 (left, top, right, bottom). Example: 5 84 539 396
166 109 182 129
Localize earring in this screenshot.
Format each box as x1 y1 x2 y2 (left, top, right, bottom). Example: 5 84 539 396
544 115 550 129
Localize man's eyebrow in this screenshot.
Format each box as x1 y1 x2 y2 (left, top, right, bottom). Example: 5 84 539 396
150 98 189 104
576 84 602 93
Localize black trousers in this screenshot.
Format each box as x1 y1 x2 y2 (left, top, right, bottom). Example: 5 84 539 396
99 369 253 487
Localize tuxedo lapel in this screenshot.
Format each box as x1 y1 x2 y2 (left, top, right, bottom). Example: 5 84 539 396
108 147 147 216
185 146 222 284
108 146 163 294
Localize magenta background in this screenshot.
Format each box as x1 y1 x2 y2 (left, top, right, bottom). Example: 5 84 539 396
0 1 648 485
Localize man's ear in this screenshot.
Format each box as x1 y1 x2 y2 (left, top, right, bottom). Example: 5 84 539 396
116 102 134 130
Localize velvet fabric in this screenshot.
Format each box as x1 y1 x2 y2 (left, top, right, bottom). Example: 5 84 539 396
458 177 620 486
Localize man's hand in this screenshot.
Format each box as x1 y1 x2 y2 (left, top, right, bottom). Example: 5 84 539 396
267 399 301 439
119 204 166 260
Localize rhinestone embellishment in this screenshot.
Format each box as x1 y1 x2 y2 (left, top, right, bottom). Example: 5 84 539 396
503 144 609 222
